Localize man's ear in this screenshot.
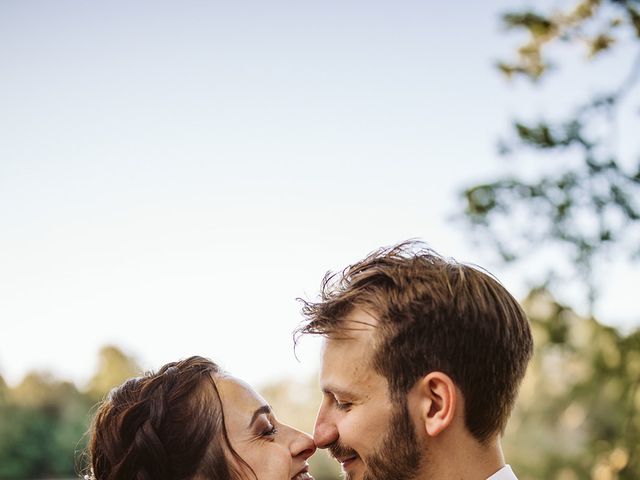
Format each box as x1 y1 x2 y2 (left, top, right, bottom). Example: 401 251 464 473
412 371 457 437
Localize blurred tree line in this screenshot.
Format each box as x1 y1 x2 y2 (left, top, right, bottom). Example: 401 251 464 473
0 343 341 480
0 346 140 479
1 297 637 479
505 289 639 479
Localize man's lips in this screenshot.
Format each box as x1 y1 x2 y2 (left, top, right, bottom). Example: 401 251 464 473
327 442 359 470
336 454 359 468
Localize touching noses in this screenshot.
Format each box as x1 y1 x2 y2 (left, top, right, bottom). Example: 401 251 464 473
313 401 339 449
290 427 316 460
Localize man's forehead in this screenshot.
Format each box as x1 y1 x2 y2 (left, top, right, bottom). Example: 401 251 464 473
321 307 380 352
322 316 377 371
333 306 380 336
318 308 386 392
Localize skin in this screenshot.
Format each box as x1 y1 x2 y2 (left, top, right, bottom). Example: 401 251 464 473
313 308 417 480
313 307 508 480
216 375 316 480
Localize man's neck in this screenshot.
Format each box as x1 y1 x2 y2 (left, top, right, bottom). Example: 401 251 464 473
419 434 505 480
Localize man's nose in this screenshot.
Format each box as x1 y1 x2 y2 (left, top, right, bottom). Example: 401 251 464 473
313 406 339 449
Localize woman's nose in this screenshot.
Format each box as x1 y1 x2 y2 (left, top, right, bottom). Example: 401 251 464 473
291 428 316 460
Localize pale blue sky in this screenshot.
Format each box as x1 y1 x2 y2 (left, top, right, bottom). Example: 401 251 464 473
1 1 637 388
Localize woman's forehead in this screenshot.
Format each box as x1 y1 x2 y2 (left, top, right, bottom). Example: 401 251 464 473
215 376 269 428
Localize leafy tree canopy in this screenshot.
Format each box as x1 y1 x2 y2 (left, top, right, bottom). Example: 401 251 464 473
505 289 640 479
462 0 640 311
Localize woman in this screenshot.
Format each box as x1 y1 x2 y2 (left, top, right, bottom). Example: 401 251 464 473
86 356 315 480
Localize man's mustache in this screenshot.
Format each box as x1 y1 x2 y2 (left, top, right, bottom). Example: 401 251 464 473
327 440 358 461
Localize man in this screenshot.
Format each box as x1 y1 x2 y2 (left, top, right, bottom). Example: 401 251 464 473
296 241 533 480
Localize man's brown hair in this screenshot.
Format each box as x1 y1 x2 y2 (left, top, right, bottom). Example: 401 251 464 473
296 241 533 442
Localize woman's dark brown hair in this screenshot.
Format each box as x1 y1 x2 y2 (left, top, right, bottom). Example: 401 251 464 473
86 356 250 480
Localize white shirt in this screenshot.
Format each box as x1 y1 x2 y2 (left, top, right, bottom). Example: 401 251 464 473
487 465 518 480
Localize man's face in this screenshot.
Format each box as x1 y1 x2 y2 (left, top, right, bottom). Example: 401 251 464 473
313 308 424 480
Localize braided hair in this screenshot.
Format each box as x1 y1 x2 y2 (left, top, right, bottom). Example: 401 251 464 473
86 356 251 480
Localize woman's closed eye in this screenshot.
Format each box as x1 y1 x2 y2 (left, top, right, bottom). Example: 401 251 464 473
261 423 278 437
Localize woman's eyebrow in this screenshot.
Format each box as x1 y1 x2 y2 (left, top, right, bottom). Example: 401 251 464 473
248 405 272 428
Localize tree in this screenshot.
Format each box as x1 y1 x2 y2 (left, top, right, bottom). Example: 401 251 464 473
0 346 141 479
459 2 640 478
0 375 7 404
86 345 141 401
504 289 640 479
0 371 91 479
462 0 640 310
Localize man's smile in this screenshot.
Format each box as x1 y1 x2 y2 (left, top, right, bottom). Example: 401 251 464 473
336 453 359 469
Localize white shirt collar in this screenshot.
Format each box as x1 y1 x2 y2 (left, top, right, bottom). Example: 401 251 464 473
487 465 517 480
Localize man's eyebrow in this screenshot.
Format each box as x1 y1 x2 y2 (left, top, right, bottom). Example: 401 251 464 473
322 386 358 399
249 405 271 428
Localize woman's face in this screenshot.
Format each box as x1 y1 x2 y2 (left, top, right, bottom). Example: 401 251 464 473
216 375 316 480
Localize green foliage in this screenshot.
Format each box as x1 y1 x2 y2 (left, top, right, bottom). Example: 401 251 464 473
463 0 640 309
0 376 7 404
504 289 640 479
1 330 637 479
497 0 640 80
462 4 640 478
0 346 138 480
0 378 92 479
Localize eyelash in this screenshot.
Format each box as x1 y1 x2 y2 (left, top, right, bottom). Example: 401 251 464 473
335 401 353 411
261 425 278 437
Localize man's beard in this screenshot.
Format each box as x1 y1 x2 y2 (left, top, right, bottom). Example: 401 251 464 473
328 400 423 480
